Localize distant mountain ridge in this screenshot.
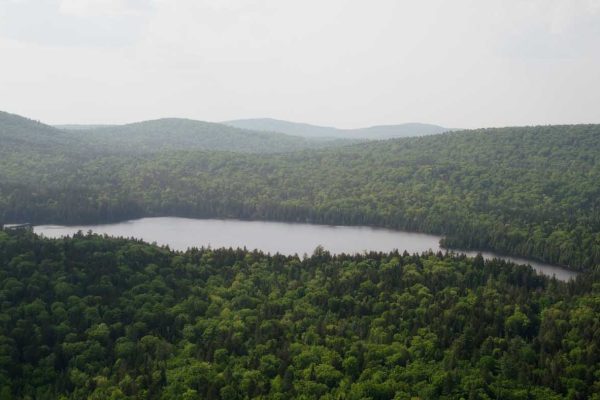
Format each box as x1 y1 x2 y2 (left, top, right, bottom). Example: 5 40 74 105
69 117 349 154
1 111 361 155
54 124 116 130
1 110 446 157
224 118 450 139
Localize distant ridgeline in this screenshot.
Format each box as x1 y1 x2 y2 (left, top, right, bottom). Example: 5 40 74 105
223 118 451 139
0 231 598 398
0 110 599 271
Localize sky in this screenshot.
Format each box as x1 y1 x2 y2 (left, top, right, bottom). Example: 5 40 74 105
0 0 599 128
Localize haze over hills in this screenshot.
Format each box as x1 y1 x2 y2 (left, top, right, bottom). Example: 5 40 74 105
224 118 451 139
64 118 355 154
0 111 355 154
0 111 72 153
1 111 447 157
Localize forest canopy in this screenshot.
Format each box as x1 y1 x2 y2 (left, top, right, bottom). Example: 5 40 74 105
0 231 598 399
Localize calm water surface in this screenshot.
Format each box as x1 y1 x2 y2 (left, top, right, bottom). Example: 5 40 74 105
35 217 578 281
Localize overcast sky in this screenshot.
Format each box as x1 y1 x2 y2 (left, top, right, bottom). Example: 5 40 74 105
0 0 599 128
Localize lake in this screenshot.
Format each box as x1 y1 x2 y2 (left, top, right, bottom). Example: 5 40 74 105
34 217 578 281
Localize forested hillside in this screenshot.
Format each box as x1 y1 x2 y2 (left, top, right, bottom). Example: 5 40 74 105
2 120 598 271
0 111 73 154
0 231 598 399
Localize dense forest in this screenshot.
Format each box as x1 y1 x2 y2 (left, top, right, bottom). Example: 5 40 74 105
0 230 598 399
1 112 599 271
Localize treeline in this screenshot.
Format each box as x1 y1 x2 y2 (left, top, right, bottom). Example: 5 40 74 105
0 231 598 399
1 119 600 271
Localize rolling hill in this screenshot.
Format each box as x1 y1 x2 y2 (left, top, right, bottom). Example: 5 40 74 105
71 118 359 154
0 111 73 153
224 118 450 139
1 111 355 155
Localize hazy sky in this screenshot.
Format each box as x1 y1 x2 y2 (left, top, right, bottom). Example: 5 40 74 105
1 0 599 128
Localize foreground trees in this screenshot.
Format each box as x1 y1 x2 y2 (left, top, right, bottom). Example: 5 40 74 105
0 231 598 399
